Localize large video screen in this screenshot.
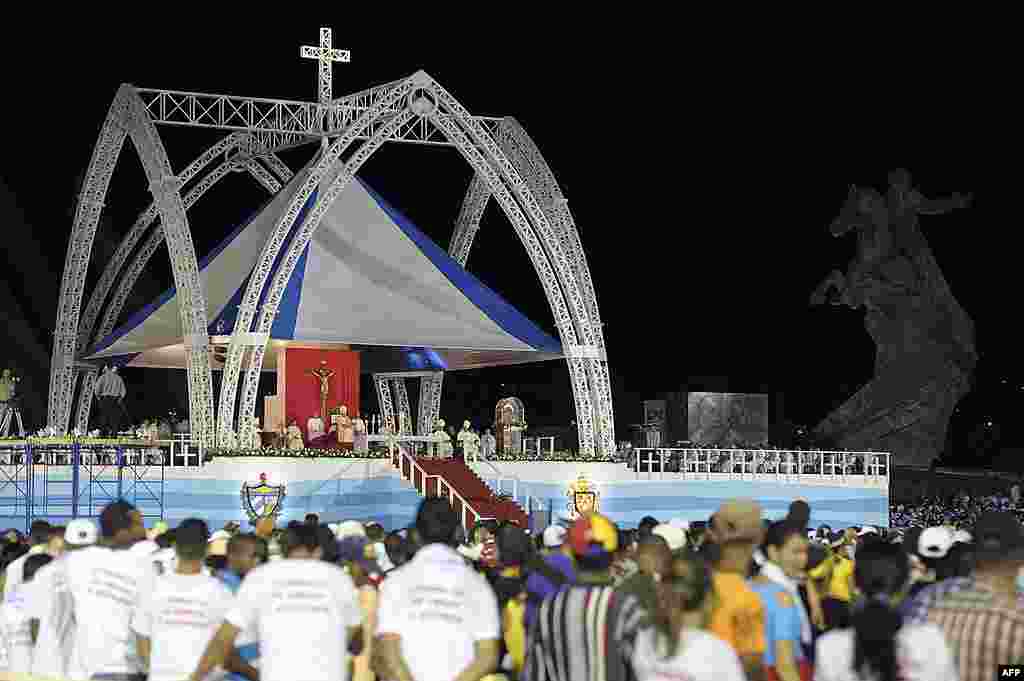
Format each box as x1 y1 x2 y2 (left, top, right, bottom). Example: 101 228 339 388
687 392 769 446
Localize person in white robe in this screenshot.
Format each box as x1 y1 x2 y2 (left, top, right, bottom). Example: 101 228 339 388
458 421 481 462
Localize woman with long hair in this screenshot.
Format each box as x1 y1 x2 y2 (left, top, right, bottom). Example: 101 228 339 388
814 541 957 681
631 550 745 681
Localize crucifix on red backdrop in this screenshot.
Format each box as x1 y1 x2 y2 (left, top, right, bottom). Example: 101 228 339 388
307 361 334 425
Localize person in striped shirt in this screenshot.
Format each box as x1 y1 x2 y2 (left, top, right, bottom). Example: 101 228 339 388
523 512 650 681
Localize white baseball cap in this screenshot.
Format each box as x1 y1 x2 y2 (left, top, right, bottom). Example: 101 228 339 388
652 524 687 552
543 525 567 548
857 526 878 537
953 529 973 544
918 526 954 559
668 518 691 531
333 520 366 539
65 519 98 547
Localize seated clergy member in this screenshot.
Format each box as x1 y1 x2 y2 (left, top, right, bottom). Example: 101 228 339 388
191 523 361 681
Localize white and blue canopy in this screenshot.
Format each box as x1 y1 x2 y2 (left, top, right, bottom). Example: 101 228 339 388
85 168 562 372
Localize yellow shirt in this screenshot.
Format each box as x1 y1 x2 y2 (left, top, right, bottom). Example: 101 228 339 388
708 572 766 658
829 556 854 602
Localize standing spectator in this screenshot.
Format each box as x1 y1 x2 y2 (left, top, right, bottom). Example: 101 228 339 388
2 520 50 599
523 525 575 631
25 518 98 680
217 533 265 681
523 512 650 681
750 521 812 681
192 523 362 681
706 500 767 681
132 519 234 681
375 497 500 681
0 553 52 674
928 512 1024 681
63 500 150 680
632 550 746 681
815 542 957 681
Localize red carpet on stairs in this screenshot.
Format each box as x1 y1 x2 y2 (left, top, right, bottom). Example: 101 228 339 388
412 458 529 527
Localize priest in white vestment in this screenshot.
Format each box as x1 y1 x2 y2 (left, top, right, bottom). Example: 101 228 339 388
307 414 326 441
457 421 481 462
286 421 304 450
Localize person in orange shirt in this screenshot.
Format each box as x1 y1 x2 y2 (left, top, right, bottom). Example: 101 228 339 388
707 499 767 681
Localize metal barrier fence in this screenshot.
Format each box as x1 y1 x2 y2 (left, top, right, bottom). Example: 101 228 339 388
522 436 556 458
632 448 890 484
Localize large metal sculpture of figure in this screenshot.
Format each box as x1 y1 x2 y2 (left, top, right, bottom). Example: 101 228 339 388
48 29 615 456
811 169 975 466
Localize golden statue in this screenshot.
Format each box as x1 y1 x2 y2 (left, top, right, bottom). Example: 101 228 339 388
566 474 599 519
307 361 335 425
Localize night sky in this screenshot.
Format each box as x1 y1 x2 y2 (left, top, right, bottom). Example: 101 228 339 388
0 25 1016 462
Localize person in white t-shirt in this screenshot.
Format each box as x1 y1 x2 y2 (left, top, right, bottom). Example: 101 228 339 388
815 541 957 681
375 497 501 681
64 499 151 681
0 552 53 674
631 548 746 681
191 523 361 681
2 519 51 599
25 518 99 680
132 518 234 681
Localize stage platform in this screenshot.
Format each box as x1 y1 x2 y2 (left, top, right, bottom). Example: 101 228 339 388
1 452 889 532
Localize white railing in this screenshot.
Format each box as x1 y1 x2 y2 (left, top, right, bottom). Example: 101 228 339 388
632 448 890 485
522 436 556 459
388 443 484 529
472 459 545 515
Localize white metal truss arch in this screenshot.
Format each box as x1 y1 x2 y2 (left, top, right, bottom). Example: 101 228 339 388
422 79 611 455
391 378 413 435
49 87 132 434
424 110 593 456
122 90 216 446
495 118 615 455
76 132 247 357
216 75 421 444
72 155 286 434
448 173 491 268
374 374 395 434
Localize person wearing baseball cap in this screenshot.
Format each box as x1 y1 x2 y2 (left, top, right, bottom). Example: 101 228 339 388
524 513 652 681
706 500 767 681
21 519 97 680
524 525 577 632
926 512 1024 679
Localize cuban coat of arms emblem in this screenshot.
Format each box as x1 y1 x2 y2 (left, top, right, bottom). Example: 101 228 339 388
566 474 599 519
241 472 286 522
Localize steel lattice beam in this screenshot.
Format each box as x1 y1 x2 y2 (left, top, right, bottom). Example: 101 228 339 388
134 86 503 158
448 173 491 267
391 378 413 435
375 374 395 434
125 91 216 446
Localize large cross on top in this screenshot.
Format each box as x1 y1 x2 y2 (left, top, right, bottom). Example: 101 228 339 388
300 28 350 105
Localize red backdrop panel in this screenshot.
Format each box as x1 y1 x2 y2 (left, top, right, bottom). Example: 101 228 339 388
283 348 360 440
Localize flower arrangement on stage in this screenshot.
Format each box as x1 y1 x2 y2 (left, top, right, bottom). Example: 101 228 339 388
491 450 617 463
205 447 390 460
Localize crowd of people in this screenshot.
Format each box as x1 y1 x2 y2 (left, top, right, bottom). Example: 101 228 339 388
2 494 1023 680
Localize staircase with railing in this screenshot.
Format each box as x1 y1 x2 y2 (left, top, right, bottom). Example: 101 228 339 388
389 446 528 528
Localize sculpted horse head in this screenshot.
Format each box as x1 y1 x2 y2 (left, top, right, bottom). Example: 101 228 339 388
830 185 886 238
